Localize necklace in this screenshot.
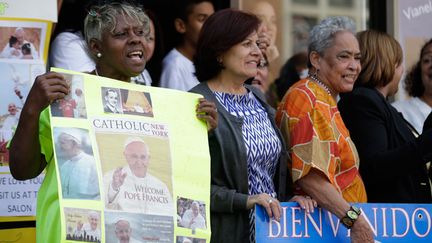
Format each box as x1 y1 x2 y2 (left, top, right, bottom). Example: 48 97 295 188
308 74 332 96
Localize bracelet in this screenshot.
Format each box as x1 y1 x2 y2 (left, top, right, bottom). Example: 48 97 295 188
340 205 361 229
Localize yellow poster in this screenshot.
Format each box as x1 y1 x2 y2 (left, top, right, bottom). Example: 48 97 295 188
0 227 36 242
49 68 211 243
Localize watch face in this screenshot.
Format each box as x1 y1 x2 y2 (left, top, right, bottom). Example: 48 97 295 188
342 217 354 227
351 205 361 215
347 210 358 220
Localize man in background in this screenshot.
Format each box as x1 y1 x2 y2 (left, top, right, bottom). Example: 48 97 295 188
160 0 214 91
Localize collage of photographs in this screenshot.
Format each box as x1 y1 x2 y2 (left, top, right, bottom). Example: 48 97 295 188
49 71 209 242
0 20 47 171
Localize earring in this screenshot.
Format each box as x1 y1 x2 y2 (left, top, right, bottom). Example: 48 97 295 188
312 69 319 79
307 68 319 80
217 58 224 68
96 53 102 58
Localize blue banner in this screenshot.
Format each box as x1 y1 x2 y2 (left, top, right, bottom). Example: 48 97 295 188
255 202 432 242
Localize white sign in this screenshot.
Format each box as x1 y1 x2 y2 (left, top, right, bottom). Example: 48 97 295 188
0 0 57 22
0 173 44 216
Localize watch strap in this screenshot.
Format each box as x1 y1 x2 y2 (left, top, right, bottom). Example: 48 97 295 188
340 205 360 229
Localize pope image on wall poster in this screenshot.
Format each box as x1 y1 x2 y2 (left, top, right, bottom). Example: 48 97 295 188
0 63 43 167
0 26 41 60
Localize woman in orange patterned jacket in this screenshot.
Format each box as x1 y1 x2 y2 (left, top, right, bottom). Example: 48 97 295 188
275 16 374 243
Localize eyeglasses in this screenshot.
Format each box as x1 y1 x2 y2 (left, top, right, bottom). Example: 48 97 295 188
258 59 269 69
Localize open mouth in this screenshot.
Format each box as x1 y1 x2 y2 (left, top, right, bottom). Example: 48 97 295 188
127 51 143 59
342 74 356 81
247 60 259 66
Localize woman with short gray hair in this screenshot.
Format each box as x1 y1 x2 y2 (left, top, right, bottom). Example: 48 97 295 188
83 2 150 56
83 2 149 80
308 16 356 58
276 16 374 242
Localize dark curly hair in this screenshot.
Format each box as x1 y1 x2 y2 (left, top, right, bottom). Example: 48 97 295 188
404 38 432 97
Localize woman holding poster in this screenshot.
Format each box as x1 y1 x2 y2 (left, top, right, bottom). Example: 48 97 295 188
190 9 315 243
8 2 217 243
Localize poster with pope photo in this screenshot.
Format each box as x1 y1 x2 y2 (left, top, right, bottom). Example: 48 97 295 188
0 18 50 220
49 68 211 243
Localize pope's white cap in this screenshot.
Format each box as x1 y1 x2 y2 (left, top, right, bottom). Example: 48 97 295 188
124 136 146 149
59 129 83 145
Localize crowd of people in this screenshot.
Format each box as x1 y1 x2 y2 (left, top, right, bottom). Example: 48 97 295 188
6 0 432 242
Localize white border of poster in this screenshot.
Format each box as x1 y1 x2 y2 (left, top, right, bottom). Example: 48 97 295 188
0 0 57 22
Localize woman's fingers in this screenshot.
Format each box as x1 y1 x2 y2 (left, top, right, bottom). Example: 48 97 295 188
46 84 70 100
35 73 69 95
255 194 281 221
25 72 71 111
196 98 218 131
258 194 273 218
269 198 281 220
196 113 217 131
304 197 315 213
196 98 216 113
290 195 318 214
295 196 307 212
247 193 284 221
